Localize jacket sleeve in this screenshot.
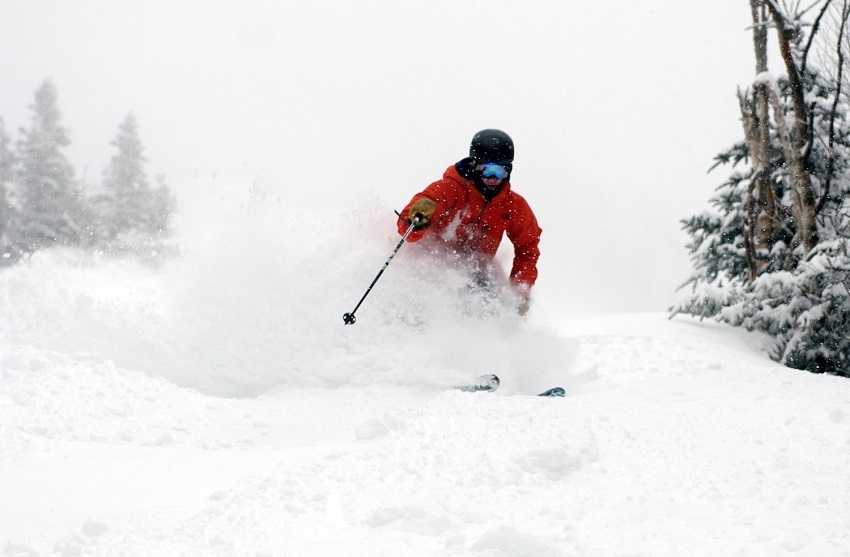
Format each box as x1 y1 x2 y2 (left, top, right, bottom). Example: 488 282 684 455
506 195 542 289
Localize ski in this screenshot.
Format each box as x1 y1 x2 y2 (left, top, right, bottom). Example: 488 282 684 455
455 375 564 397
537 387 565 398
456 374 500 393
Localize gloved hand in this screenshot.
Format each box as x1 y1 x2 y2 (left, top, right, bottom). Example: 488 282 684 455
408 198 437 229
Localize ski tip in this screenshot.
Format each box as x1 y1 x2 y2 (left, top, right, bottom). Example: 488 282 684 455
537 387 565 398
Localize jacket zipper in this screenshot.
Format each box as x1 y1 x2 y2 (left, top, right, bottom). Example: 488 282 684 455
464 201 490 253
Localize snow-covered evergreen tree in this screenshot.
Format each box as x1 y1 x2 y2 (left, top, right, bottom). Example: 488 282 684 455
673 1 850 376
0 117 15 263
148 173 176 242
94 113 175 256
13 80 81 254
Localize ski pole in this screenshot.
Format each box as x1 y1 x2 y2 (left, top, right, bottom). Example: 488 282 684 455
343 217 420 325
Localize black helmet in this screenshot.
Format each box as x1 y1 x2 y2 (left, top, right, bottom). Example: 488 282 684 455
469 129 514 168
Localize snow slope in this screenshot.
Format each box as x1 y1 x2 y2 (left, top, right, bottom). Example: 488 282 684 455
2 195 850 556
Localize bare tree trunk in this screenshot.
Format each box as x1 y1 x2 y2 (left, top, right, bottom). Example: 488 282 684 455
764 82 819 254
765 0 820 254
739 89 765 281
740 0 779 280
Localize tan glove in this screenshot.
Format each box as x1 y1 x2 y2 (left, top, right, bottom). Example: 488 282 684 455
408 198 437 229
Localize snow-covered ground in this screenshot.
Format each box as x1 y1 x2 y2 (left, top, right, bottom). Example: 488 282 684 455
2 197 850 556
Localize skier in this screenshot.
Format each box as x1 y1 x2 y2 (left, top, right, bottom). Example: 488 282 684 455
398 129 542 315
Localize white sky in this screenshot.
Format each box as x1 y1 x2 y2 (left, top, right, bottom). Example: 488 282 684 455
0 1 769 314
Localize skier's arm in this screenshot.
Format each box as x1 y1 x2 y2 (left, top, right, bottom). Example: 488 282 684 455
506 199 542 290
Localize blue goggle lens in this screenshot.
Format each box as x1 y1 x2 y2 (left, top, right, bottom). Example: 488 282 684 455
476 163 509 180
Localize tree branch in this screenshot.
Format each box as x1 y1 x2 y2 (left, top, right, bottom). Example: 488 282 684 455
766 0 811 147
817 0 849 213
802 0 835 74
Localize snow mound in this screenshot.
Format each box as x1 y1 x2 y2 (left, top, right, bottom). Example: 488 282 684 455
2 183 850 556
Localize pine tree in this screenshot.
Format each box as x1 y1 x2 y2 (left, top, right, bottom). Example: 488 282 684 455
0 117 15 263
13 80 81 252
148 173 176 242
100 113 149 242
95 113 175 256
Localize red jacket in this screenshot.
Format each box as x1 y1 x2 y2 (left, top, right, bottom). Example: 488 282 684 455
398 164 542 289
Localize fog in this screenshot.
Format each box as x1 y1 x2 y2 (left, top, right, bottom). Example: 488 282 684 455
0 1 762 314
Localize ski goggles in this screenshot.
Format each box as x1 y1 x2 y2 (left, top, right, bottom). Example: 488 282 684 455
476 162 509 181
